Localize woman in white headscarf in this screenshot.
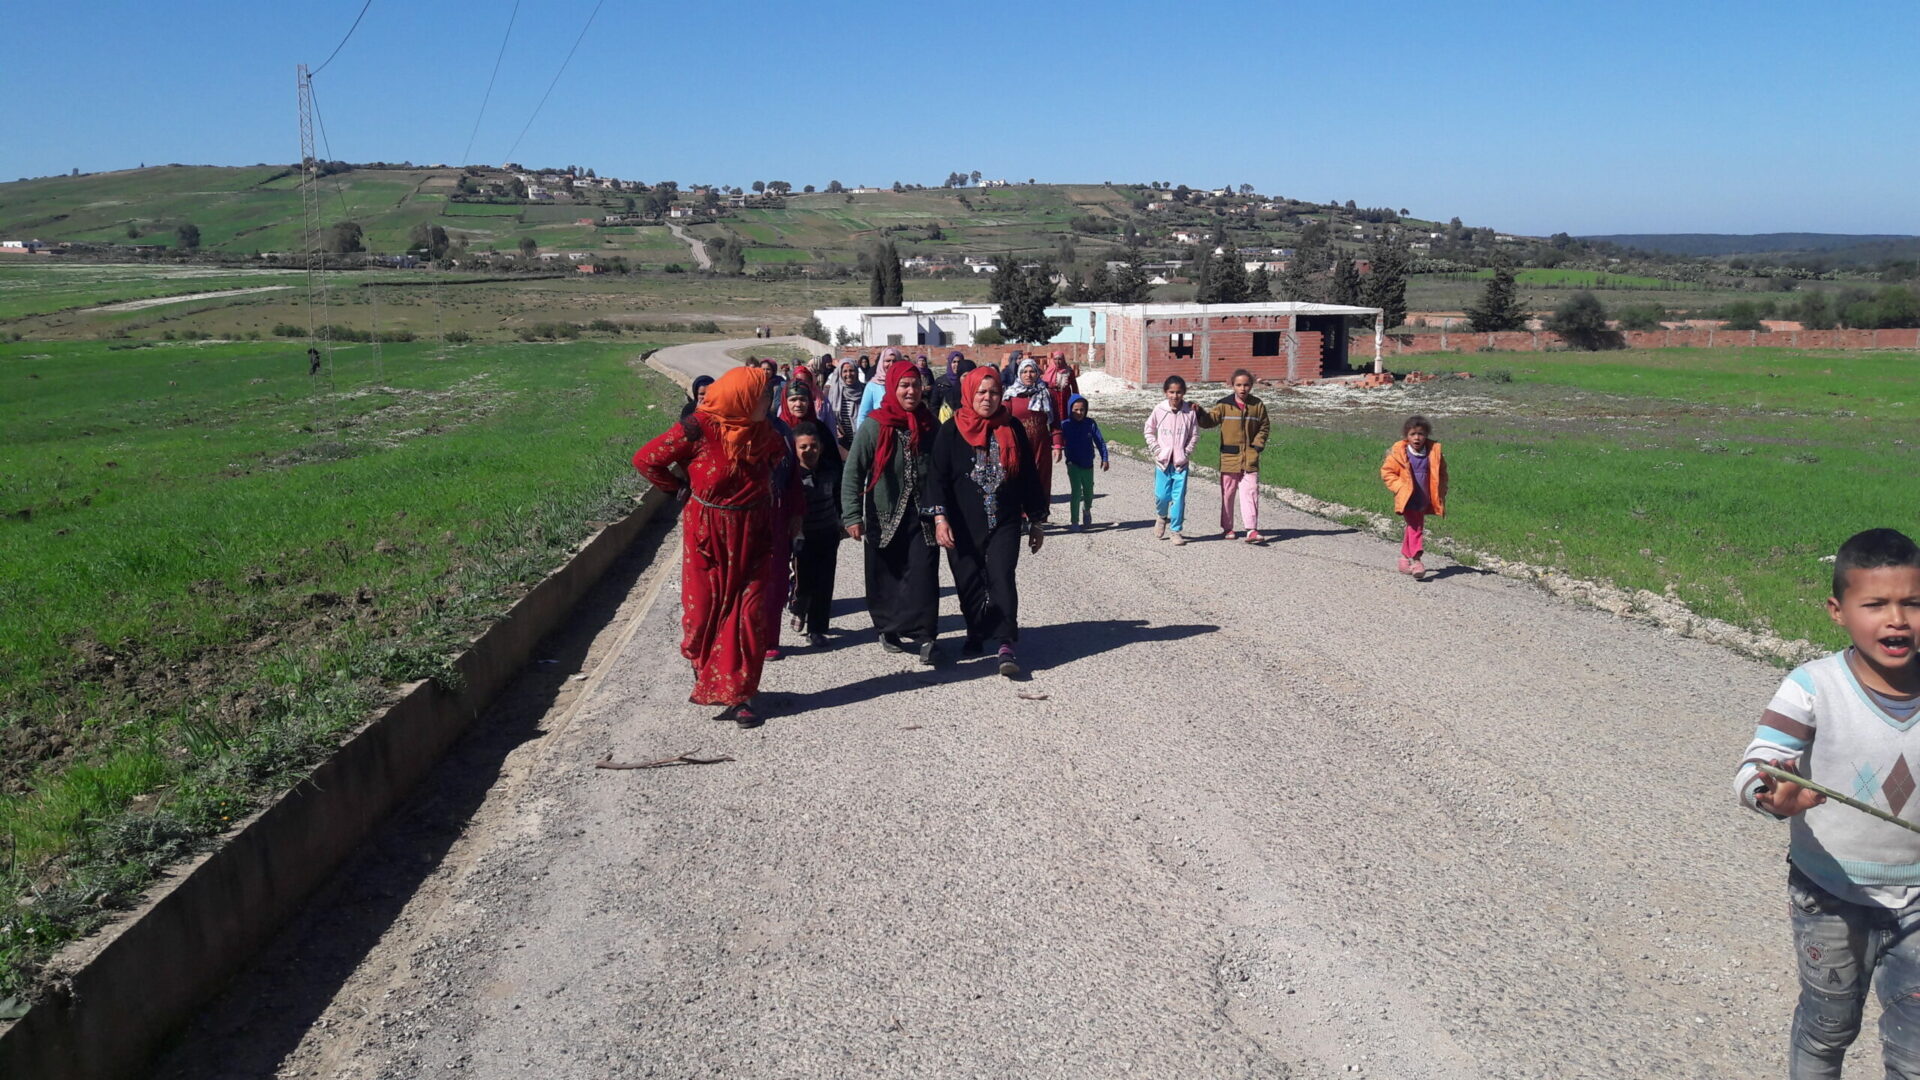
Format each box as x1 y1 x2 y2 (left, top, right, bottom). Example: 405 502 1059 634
1001 358 1059 518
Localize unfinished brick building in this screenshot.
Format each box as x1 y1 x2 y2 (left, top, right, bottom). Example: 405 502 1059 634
1102 302 1383 386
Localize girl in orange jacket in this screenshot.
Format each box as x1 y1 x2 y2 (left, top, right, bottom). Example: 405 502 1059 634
1380 415 1447 576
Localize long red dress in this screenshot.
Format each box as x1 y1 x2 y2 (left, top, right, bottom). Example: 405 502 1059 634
634 415 799 706
1007 393 1059 522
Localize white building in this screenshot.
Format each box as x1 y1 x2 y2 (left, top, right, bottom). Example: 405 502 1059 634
812 302 1003 348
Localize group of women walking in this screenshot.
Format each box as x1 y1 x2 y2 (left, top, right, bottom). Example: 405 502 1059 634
634 349 1065 727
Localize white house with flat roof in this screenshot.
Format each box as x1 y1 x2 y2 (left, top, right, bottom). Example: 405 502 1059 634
812 302 1003 348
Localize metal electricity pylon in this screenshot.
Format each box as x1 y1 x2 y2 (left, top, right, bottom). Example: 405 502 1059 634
297 64 334 386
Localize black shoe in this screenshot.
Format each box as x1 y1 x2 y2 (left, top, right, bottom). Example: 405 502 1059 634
879 632 905 653
806 632 826 649
917 639 938 666
732 703 764 729
997 645 1022 678
959 637 984 658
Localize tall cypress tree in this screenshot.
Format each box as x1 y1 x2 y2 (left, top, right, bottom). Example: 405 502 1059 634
1464 262 1527 331
1329 256 1362 306
1363 235 1410 328
882 240 904 305
868 246 886 305
1246 265 1273 301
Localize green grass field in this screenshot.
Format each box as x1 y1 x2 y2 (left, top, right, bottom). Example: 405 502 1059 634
1100 348 1920 650
0 337 681 998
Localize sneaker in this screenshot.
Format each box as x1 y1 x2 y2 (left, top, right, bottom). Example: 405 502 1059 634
960 637 984 658
1244 530 1263 544
1409 558 1426 576
997 645 1021 678
764 647 783 661
880 633 905 653
732 702 764 729
917 639 938 666
1171 532 1187 546
1398 556 1414 574
805 632 825 649
1155 517 1168 539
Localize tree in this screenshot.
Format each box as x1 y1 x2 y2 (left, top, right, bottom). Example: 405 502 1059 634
1362 234 1410 329
1056 234 1077 265
891 180 904 193
802 184 815 193
1200 252 1249 304
1464 264 1528 331
869 246 886 305
1328 256 1362 306
1546 291 1618 350
1795 292 1835 330
624 196 636 213
996 262 1061 344
1085 264 1113 303
881 241 903 305
1109 248 1154 303
1246 265 1273 301
799 314 828 343
508 177 528 200
970 170 982 185
329 221 365 254
518 236 539 260
175 223 201 251
768 181 791 196
752 180 766 193
707 236 746 276
835 326 856 348
126 223 141 240
826 180 844 194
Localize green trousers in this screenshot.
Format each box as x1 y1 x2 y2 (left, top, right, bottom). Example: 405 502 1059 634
1068 463 1096 523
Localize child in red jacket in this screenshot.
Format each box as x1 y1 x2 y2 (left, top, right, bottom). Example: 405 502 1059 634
1380 415 1447 577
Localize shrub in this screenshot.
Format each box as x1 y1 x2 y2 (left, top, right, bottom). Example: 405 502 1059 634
1615 303 1666 332
1480 367 1514 383
443 330 472 344
588 319 621 334
1545 291 1620 351
271 323 303 338
663 263 686 274
691 320 720 334
973 325 1008 346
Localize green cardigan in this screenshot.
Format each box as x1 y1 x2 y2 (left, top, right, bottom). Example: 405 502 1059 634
840 415 932 543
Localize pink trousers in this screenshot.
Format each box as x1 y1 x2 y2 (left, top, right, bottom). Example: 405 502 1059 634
1400 512 1426 559
1220 472 1258 532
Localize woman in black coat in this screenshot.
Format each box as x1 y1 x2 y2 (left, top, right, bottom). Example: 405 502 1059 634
928 366 1048 677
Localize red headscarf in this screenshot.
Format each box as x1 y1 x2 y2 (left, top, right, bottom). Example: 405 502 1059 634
779 368 821 427
695 367 783 471
951 366 1021 476
867 360 934 491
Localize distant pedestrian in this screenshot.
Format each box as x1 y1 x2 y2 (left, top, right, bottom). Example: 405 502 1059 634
934 351 972 423
1205 369 1270 542
1380 414 1447 576
856 352 876 384
1003 358 1060 517
1058 393 1109 529
1042 350 1079 419
930 366 1047 676
789 420 843 648
307 346 322 376
633 367 796 727
842 359 940 664
999 349 1024 388
1145 375 1202 545
680 374 715 419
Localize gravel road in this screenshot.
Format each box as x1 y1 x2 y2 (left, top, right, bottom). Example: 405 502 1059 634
148 445 1833 1079
646 336 831 390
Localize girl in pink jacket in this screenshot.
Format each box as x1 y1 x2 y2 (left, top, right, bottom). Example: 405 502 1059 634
1144 375 1203 545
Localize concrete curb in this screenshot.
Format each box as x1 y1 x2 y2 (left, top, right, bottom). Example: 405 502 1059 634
0 487 675 1080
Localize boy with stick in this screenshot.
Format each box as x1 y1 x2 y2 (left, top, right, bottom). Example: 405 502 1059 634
1738 528 1920 1077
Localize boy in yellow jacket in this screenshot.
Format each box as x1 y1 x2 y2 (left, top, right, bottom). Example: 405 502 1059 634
1380 414 1447 576
1205 369 1271 542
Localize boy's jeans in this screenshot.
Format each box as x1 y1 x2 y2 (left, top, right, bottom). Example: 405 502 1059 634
1068 463 1096 523
1153 465 1188 534
1789 865 1920 1078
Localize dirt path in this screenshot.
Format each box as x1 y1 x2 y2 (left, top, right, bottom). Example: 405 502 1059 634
89 285 294 312
647 334 831 390
665 221 712 270
151 456 1820 1079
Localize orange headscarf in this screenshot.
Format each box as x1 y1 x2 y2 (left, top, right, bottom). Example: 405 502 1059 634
952 367 1021 476
695 367 783 470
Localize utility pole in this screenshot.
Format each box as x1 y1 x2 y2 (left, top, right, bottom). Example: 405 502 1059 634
297 64 333 385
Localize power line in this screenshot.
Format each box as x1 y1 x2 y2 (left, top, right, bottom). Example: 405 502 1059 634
310 0 376 77
501 0 606 165
306 82 356 223
460 0 521 167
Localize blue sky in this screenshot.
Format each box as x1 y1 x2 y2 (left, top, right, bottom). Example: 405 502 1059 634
3 0 1916 236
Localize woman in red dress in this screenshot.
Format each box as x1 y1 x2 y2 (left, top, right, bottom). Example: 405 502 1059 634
633 367 796 727
1003 357 1060 522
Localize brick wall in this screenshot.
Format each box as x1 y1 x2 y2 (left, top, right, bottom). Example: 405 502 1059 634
1346 326 1920 360
828 342 1100 370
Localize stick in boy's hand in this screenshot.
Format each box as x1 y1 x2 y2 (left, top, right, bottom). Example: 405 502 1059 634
1755 761 1920 836
1754 760 1826 817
